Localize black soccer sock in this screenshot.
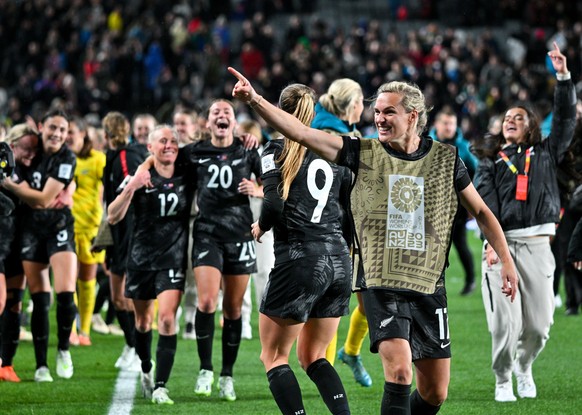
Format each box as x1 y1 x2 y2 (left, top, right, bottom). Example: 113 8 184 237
56 292 76 350
221 317 242 377
30 292 51 368
93 279 108 314
381 382 411 415
116 310 136 348
267 364 306 415
1 289 23 366
195 309 215 371
155 334 177 388
410 389 441 415
134 329 153 373
307 358 350 414
105 297 116 325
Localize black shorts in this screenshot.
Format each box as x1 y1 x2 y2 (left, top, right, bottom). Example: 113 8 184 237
125 268 186 300
20 210 76 263
362 289 451 360
260 253 351 322
1 244 24 278
192 234 257 275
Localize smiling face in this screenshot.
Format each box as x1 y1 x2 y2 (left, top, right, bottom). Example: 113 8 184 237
206 100 236 144
11 134 39 166
502 107 529 144
39 115 69 154
148 127 179 165
374 92 415 146
133 116 156 145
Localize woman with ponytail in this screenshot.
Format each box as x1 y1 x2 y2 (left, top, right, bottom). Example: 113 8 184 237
251 84 352 415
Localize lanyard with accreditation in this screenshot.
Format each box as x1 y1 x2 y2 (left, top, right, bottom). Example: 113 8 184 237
498 146 533 201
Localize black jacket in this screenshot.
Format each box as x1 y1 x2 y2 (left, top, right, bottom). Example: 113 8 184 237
567 216 582 263
476 78 577 231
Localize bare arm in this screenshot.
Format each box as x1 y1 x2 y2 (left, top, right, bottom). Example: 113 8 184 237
229 67 344 163
107 170 149 225
2 176 65 208
460 182 518 302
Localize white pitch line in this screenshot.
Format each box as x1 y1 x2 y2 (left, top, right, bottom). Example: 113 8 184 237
108 370 139 415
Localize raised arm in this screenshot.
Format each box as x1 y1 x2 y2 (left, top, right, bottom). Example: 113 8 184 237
107 170 149 225
460 182 518 301
228 67 344 163
547 42 577 163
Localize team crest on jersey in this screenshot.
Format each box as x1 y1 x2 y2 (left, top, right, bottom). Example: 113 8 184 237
162 182 174 189
219 154 228 161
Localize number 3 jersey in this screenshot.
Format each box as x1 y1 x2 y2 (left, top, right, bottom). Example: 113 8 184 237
127 167 194 271
185 139 262 241
259 139 351 262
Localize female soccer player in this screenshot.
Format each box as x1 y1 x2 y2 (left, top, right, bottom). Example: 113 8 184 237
108 125 194 404
66 116 106 346
2 110 78 382
251 84 353 415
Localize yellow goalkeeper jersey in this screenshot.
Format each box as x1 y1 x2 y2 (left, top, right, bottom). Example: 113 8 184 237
72 149 106 232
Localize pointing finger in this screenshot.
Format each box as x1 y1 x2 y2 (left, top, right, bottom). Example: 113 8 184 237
228 67 247 84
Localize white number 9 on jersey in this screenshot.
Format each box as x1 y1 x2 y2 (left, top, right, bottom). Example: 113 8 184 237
307 159 333 223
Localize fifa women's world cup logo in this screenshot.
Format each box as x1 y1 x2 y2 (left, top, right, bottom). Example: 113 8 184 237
386 175 425 250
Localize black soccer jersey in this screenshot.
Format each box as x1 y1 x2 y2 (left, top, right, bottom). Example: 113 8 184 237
127 167 194 271
260 139 350 261
19 143 76 225
185 138 262 241
21 144 76 192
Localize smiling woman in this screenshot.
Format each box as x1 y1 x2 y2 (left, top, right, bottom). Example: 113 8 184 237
1 109 78 383
107 125 195 404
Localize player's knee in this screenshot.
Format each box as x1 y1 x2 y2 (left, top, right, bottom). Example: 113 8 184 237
423 388 448 407
157 311 176 334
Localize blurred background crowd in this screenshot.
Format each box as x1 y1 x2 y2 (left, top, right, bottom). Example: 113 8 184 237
0 0 580 142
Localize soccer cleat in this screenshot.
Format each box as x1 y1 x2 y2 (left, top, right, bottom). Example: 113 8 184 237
91 314 110 334
0 366 21 382
108 324 125 336
514 367 537 398
183 322 196 340
337 347 372 387
495 381 517 402
69 331 80 346
218 376 236 401
194 369 214 396
241 321 252 340
19 327 33 342
78 333 92 346
141 361 155 399
56 350 74 379
152 387 174 405
34 366 54 383
115 345 136 369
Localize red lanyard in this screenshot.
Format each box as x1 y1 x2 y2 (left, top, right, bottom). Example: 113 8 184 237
498 146 533 175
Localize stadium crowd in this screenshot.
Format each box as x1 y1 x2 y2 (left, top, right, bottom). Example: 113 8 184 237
1 0 582 413
0 0 580 141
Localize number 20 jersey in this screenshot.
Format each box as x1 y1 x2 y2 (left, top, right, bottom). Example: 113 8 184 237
186 139 262 241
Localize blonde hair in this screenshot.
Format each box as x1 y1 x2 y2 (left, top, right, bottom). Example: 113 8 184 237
319 78 362 121
4 124 38 144
102 111 130 148
238 119 262 141
277 84 316 200
375 81 432 135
